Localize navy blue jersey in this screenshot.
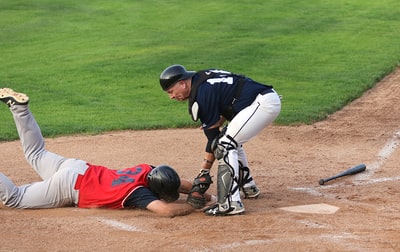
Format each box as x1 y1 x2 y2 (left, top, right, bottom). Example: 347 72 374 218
189 69 273 129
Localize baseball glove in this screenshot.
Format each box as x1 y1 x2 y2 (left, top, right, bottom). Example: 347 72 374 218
187 169 213 209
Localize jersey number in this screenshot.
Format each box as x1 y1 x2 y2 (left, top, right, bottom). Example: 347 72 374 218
207 77 233 85
111 166 143 186
205 70 234 85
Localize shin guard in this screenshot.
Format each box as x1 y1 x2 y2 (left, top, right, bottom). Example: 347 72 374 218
216 163 234 213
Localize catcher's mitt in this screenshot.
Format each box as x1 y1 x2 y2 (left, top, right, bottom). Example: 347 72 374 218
187 169 213 209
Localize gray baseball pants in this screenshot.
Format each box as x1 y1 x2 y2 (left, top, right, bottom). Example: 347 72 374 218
0 105 88 208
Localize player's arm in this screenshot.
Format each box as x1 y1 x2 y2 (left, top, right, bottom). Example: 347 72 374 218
201 120 224 170
126 187 195 217
201 152 215 170
147 179 216 217
184 116 224 209
201 116 226 169
146 200 195 218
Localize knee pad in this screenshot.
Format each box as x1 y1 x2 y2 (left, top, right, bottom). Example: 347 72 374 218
212 134 238 161
213 141 225 160
210 126 227 158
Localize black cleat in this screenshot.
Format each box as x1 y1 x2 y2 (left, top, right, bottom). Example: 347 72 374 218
204 201 245 216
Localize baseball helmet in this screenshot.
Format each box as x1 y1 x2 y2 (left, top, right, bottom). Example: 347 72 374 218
147 165 181 202
159 64 196 91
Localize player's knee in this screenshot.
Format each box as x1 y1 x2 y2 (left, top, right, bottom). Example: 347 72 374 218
212 139 225 160
212 135 238 160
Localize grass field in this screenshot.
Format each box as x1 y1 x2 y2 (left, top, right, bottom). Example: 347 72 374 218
0 0 399 140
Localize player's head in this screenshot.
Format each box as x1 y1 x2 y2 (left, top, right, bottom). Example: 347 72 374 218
159 64 196 91
147 165 181 202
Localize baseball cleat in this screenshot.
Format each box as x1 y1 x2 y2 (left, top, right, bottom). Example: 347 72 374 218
226 201 245 215
204 201 245 216
0 88 29 107
242 185 261 199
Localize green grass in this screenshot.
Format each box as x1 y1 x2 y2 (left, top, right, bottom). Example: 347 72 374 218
1 0 399 141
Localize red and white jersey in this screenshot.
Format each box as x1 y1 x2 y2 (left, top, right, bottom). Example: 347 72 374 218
75 163 153 209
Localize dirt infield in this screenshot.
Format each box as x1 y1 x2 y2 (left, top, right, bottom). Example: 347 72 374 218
1 68 400 251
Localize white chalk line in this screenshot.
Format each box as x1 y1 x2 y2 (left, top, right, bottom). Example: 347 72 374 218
197 232 362 252
290 130 400 194
354 176 400 185
92 217 144 232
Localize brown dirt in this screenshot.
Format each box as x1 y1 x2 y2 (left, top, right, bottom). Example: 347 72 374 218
1 68 400 251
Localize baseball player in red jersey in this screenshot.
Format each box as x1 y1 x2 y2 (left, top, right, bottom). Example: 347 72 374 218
0 88 214 217
160 65 281 216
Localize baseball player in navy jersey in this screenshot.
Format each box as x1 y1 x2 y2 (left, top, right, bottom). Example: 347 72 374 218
159 65 281 216
0 88 215 217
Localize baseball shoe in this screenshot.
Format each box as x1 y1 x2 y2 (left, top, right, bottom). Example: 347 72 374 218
227 201 245 215
204 201 245 216
242 185 261 199
0 88 29 107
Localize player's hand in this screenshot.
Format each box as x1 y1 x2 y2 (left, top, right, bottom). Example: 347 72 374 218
186 170 213 209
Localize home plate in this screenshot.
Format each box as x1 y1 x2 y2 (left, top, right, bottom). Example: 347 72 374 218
279 203 339 214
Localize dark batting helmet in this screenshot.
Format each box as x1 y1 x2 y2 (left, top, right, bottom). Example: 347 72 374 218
159 64 196 91
147 165 181 202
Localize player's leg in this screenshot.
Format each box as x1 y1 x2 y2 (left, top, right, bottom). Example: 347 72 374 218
205 135 244 216
0 165 86 208
0 173 23 207
227 91 281 144
1 88 84 180
222 147 244 213
237 147 260 198
9 103 65 180
221 91 280 202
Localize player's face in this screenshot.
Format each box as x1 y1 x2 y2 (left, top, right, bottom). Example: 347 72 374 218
166 81 189 101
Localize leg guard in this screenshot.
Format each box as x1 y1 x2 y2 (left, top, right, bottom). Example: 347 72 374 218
204 162 235 216
205 134 241 216
216 163 234 212
238 162 253 188
238 163 260 199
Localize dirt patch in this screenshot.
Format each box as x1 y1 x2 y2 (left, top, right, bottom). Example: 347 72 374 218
1 68 400 251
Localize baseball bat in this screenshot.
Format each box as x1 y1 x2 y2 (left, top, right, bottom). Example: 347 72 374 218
319 163 366 185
